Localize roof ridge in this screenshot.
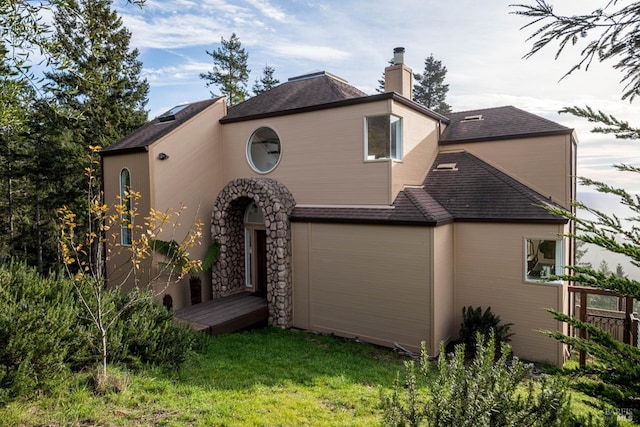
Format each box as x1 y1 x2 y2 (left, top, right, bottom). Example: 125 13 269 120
324 74 349 99
447 105 514 116
402 187 434 221
403 187 453 222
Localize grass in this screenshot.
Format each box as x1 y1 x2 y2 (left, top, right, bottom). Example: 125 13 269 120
0 327 637 426
0 328 408 426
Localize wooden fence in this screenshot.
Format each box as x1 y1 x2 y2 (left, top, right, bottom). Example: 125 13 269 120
569 286 638 366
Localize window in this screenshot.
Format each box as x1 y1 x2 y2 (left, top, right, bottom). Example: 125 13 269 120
120 168 132 246
365 115 402 160
247 127 281 173
525 239 563 282
244 201 266 291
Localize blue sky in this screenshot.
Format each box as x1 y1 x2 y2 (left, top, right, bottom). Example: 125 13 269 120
115 0 640 195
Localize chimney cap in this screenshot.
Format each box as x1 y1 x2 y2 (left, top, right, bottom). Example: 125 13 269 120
393 47 405 65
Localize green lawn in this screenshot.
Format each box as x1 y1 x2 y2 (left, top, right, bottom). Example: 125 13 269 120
0 328 407 426
0 327 636 426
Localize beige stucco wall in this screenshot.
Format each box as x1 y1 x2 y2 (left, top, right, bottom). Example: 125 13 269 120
453 222 569 364
102 99 227 309
222 102 390 205
390 103 440 201
102 151 152 292
443 134 575 208
292 222 434 353
222 100 441 206
146 99 226 309
432 223 454 352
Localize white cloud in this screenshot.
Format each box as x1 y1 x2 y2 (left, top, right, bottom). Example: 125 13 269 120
245 0 287 22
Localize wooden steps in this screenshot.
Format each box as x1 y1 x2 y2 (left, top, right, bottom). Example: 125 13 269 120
173 292 268 335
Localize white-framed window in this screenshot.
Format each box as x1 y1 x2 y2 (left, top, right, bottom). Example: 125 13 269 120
244 201 265 288
247 127 281 173
365 114 402 160
119 168 132 246
525 238 563 282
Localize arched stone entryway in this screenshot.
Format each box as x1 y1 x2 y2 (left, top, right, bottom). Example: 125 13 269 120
211 177 295 327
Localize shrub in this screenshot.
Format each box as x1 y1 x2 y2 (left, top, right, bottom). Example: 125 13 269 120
0 262 196 404
69 284 196 370
0 262 82 404
458 306 513 358
382 333 581 427
103 287 196 369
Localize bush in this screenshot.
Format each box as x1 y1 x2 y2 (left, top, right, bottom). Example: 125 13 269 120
0 262 82 404
100 286 196 369
0 262 196 404
458 306 513 358
68 283 196 370
382 333 582 427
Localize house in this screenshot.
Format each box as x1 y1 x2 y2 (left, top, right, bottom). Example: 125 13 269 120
100 48 576 364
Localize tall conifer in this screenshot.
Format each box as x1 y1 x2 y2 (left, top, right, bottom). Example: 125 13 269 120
200 33 250 106
413 54 452 114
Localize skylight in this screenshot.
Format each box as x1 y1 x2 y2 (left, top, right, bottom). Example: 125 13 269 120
462 114 483 122
157 104 188 122
435 163 458 171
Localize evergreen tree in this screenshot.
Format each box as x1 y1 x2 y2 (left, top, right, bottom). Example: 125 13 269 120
0 44 36 264
46 0 149 148
615 263 627 279
44 0 149 272
376 59 394 94
412 54 452 114
0 0 145 130
515 1 640 416
200 33 250 106
252 64 279 95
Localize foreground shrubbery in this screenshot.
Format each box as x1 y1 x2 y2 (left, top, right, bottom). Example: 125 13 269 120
382 333 615 427
0 262 81 403
0 262 195 404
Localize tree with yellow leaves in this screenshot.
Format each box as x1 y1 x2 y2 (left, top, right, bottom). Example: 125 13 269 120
57 146 204 379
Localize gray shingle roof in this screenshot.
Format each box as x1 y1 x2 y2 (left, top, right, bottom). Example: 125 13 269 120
100 98 221 155
440 106 573 144
291 150 566 226
221 72 368 123
423 151 567 223
290 189 452 226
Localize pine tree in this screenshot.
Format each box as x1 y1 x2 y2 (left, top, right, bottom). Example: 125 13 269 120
44 0 149 273
376 59 394 94
200 33 250 106
252 64 279 95
46 0 149 148
412 54 452 114
0 45 36 264
0 0 145 130
515 1 640 416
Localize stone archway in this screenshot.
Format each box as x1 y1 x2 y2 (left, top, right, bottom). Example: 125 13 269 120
211 177 296 327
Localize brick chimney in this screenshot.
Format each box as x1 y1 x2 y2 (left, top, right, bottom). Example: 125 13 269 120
384 47 413 100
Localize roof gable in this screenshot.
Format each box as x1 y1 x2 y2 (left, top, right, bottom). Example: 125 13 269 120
440 106 572 144
101 98 221 155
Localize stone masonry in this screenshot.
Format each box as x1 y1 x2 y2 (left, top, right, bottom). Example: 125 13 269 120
211 177 296 328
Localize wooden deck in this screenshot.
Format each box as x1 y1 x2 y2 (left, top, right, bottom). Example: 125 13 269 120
173 292 268 335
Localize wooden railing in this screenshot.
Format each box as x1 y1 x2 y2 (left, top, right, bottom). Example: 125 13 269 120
569 286 638 366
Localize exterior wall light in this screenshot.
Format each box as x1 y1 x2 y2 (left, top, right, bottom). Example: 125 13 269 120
158 152 170 160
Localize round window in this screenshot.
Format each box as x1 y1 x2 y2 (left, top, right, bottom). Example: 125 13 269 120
247 127 281 173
